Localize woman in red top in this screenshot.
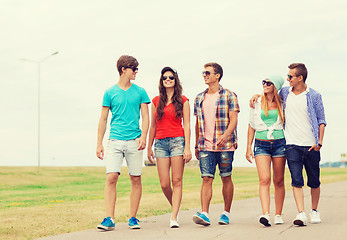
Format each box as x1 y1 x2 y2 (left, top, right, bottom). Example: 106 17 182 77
147 66 192 228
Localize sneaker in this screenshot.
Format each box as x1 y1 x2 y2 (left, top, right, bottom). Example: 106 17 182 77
129 217 140 229
259 214 271 227
193 212 211 226
218 214 229 225
293 212 307 226
310 210 321 224
274 215 284 224
170 219 179 228
97 217 115 231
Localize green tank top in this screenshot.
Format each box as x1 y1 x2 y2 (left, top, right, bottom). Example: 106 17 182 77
255 109 285 140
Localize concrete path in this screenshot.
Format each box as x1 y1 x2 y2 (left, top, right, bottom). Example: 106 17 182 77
38 180 347 240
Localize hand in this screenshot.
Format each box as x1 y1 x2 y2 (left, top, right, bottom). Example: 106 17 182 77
245 148 254 163
137 136 146 150
195 148 199 160
216 133 228 147
309 144 321 152
147 148 154 164
96 144 104 160
183 147 192 163
249 94 261 108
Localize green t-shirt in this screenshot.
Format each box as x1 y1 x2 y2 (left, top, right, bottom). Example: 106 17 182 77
255 109 285 140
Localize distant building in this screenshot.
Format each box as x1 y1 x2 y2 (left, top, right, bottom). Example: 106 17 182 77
341 153 347 168
320 153 347 168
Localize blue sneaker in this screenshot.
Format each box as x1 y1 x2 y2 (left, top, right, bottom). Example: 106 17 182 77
97 217 115 231
218 214 229 225
193 212 211 226
129 217 140 229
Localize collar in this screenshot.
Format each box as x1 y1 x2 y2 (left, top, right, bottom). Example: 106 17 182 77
203 84 223 95
289 85 310 95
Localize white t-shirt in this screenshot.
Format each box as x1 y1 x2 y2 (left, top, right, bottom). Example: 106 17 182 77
284 88 315 146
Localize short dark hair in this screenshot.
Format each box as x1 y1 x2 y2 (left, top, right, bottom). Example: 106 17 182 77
288 63 308 82
204 62 223 81
116 55 139 75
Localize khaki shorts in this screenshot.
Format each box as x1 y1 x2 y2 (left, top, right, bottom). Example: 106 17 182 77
104 139 143 176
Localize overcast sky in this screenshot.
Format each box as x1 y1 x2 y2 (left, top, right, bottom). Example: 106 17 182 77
1 0 346 167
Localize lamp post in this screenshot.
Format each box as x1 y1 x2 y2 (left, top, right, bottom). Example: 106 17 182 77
20 51 59 167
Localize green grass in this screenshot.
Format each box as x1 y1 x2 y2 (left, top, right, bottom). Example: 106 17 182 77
1 166 347 240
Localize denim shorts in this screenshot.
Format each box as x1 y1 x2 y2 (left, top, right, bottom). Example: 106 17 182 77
254 138 286 158
154 136 185 158
285 145 321 188
104 139 143 176
199 151 234 178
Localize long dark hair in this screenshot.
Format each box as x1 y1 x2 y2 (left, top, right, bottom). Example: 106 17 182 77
156 70 183 121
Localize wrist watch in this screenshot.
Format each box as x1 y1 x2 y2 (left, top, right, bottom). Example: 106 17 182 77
318 143 323 147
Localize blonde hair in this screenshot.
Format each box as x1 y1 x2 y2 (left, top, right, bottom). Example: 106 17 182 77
261 88 284 123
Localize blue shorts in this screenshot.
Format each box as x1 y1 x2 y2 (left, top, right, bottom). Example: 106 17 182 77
254 138 286 158
199 151 234 178
285 145 321 188
154 136 185 158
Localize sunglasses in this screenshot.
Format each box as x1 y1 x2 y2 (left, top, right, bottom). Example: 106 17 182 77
202 71 216 76
125 66 138 72
287 74 294 80
162 76 175 80
262 80 274 86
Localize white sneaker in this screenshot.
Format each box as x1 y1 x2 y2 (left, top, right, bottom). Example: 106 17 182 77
310 210 321 224
293 212 307 226
259 213 271 227
170 219 179 228
274 215 284 224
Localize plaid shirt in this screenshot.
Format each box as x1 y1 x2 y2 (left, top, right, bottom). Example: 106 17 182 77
194 85 240 151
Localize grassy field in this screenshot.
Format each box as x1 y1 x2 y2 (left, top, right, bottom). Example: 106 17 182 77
1 166 347 240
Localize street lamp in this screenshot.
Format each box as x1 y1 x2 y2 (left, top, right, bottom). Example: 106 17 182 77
20 51 59 167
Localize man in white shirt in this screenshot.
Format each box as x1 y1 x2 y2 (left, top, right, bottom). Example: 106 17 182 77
280 63 326 226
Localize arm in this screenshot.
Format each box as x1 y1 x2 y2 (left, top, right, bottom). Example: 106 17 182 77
147 104 156 163
246 125 256 163
249 94 261 108
216 110 238 147
182 101 192 163
309 124 326 151
96 106 109 160
309 94 326 151
195 117 199 160
138 103 149 150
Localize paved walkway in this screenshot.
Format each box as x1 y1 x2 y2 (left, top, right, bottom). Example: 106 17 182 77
38 180 347 240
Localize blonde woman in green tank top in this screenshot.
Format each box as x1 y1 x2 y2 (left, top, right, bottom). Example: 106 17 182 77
246 75 286 227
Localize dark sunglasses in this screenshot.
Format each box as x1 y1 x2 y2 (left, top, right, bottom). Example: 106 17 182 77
262 80 274 86
202 71 216 76
287 74 294 80
162 76 175 80
125 66 138 72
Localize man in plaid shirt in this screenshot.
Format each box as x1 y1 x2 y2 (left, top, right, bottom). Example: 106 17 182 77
192 62 240 226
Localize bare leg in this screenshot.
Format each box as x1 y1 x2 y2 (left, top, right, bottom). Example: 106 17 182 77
311 187 320 210
255 155 272 214
201 177 214 213
156 157 172 205
104 172 119 219
221 176 234 212
272 156 286 215
293 187 304 212
170 155 185 220
129 175 142 218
